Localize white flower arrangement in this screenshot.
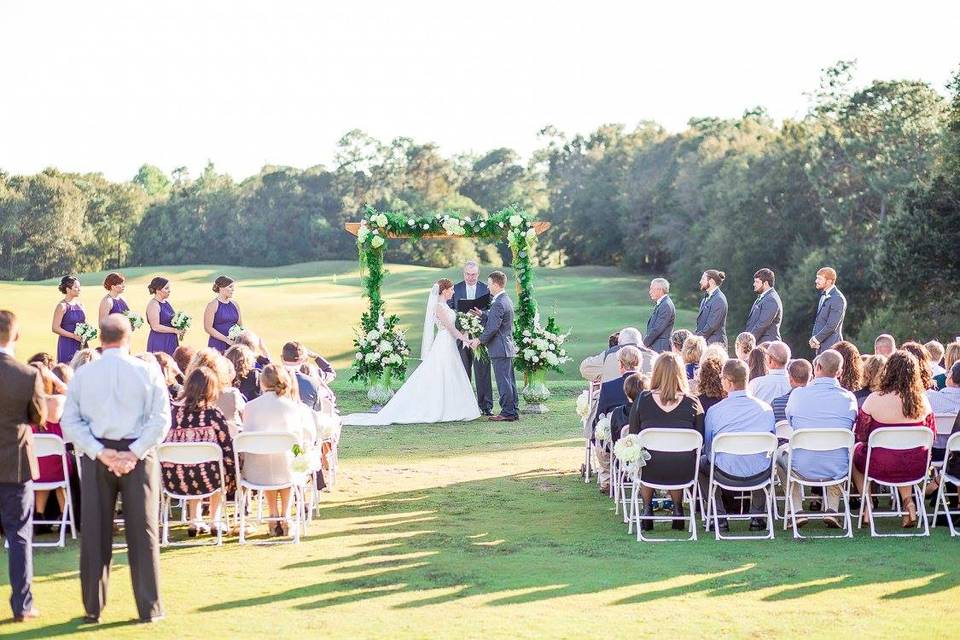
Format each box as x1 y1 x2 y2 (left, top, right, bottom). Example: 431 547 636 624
455 312 488 361
525 228 537 242
74 322 98 345
370 213 389 228
123 310 145 331
227 324 245 342
594 414 611 442
371 235 385 249
352 313 411 379
171 311 192 331
575 390 591 419
357 223 370 243
442 217 466 236
290 444 322 474
613 434 652 472
509 214 523 227
517 323 570 373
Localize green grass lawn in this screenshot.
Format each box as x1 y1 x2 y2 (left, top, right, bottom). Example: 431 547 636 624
2 264 957 638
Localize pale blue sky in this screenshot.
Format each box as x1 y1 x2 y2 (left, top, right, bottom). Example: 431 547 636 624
2 0 957 181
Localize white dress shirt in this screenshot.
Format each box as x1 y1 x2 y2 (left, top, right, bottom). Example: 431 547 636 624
61 348 172 459
466 283 477 300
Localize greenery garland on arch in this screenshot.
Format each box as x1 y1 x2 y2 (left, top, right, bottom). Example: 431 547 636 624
349 205 567 387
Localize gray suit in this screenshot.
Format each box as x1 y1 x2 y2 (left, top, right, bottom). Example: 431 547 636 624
450 280 493 414
479 292 519 418
695 289 728 348
643 295 675 353
812 286 846 353
744 288 783 343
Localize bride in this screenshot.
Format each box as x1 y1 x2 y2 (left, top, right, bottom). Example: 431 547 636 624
341 278 482 425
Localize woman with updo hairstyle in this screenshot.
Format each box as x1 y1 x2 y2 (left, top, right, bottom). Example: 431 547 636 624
240 364 318 536
98 272 129 323
225 344 261 401
146 276 182 356
52 275 88 364
204 275 242 354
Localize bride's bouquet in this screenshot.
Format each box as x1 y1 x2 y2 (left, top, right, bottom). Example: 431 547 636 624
456 312 488 361
171 311 192 332
122 310 145 331
74 322 98 346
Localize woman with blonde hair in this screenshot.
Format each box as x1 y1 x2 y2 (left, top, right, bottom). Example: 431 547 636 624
628 352 705 531
240 364 317 536
934 342 960 389
681 336 706 381
855 354 887 407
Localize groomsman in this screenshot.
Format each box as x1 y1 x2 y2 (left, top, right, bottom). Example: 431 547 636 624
744 268 782 343
643 278 675 353
449 260 494 416
809 267 847 354
695 269 728 348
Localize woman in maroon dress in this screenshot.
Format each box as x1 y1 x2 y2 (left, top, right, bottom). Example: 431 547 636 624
29 363 70 515
851 350 934 528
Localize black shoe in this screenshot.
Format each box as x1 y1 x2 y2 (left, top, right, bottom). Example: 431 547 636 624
749 518 767 531
706 518 729 532
82 614 100 625
671 506 686 531
640 506 654 531
138 614 165 624
481 410 493 416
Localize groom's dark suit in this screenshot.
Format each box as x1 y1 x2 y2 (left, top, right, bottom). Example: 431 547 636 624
478 292 519 419
449 281 493 414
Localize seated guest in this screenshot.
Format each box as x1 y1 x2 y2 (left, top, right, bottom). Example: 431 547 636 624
592 346 642 492
902 341 936 390
748 341 792 404
856 355 887 407
697 359 776 531
153 351 183 400
172 345 196 384
282 341 323 411
874 334 896 357
29 363 70 518
852 350 935 528
225 344 261 402
234 330 272 369
160 367 235 536
68 348 99 371
186 348 245 437
771 359 812 423
832 341 864 393
51 363 73 386
670 329 691 355
696 355 728 415
610 373 646 446
928 362 960 463
629 353 705 531
241 365 317 536
932 341 958 390
926 340 946 380
778 350 857 527
301 362 336 410
747 346 768 382
947 413 960 484
735 332 756 363
681 336 706 382
608 332 620 348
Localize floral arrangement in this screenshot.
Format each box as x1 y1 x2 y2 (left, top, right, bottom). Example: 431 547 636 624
123 310 145 331
290 443 321 474
350 312 411 383
227 324 245 342
613 434 652 473
517 319 570 375
594 414 611 442
456 312 488 361
318 413 341 441
74 322 98 345
576 390 591 419
171 311 192 331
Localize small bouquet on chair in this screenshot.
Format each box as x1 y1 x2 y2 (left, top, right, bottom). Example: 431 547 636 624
576 390 591 420
456 312 488 361
74 322 98 346
613 434 651 475
171 311 192 332
290 444 322 475
594 414 612 443
122 310 145 331
227 324 245 342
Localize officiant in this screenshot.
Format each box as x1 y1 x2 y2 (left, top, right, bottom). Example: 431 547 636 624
449 261 494 416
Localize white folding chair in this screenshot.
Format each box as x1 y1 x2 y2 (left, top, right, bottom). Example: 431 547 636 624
233 432 306 545
932 431 960 537
858 426 933 538
31 434 76 548
632 429 703 542
932 414 958 471
157 442 227 546
782 429 855 539
582 381 601 483
318 399 341 492
705 432 778 540
612 426 630 522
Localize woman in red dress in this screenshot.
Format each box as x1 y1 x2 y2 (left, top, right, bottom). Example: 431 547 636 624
29 363 70 515
851 350 934 528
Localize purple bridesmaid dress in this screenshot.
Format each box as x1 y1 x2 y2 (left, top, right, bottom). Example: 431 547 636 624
109 296 129 315
146 301 180 356
208 300 240 353
57 303 85 364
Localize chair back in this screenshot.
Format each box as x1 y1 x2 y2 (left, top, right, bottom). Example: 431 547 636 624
789 428 855 453
934 414 957 436
32 433 66 458
867 426 934 451
712 432 778 457
775 420 792 440
233 431 298 456
636 428 703 453
158 442 223 465
944 431 960 454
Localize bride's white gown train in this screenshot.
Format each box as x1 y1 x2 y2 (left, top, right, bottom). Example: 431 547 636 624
342 297 481 426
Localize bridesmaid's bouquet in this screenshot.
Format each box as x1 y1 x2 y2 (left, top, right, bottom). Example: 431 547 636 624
227 324 245 342
171 311 192 331
123 310 145 331
74 322 98 345
456 312 488 361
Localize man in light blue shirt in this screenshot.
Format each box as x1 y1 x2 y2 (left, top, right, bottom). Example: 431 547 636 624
61 315 170 624
777 349 857 526
928 362 960 457
698 359 775 530
748 341 793 404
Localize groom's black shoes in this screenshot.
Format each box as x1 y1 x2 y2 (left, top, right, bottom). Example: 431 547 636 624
489 415 519 422
481 410 493 416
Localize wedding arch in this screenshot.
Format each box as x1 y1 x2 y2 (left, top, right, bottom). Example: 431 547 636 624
344 205 565 407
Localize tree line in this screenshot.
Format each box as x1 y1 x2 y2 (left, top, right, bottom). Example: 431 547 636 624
0 61 957 350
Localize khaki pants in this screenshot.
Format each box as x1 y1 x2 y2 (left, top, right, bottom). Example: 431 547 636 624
597 445 611 487
775 448 842 512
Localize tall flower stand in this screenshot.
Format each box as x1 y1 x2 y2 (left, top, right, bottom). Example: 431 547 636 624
366 372 394 412
521 370 551 414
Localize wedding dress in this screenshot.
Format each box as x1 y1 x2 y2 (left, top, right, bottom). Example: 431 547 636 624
341 286 482 426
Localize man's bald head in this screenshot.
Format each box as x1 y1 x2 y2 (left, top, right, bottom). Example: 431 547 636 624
100 314 131 348
765 341 791 369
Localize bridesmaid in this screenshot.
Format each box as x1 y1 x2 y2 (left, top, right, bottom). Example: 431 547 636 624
145 276 182 356
98 272 129 322
204 275 241 354
52 276 86 364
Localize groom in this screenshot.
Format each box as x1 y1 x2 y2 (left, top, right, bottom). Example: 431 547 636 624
449 261 494 415
469 271 519 422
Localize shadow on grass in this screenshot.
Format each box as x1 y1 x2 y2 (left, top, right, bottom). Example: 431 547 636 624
195 470 960 614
